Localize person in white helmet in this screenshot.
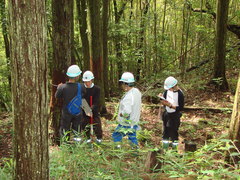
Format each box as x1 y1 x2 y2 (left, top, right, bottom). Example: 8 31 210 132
112 72 142 148
158 76 184 150
55 65 86 143
81 70 102 144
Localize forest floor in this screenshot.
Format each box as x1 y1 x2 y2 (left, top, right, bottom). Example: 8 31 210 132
102 87 233 151
0 86 234 167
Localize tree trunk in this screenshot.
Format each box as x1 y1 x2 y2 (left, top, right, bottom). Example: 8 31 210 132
70 1 75 65
213 0 229 90
180 2 186 77
113 0 128 80
162 0 167 42
50 0 74 145
8 0 49 179
77 0 90 70
157 0 167 72
153 0 157 75
88 0 106 113
102 0 110 99
136 0 149 81
183 8 191 77
228 72 240 163
0 0 11 87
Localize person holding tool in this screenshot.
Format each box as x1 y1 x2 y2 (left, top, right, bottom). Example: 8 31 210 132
158 76 184 150
55 65 86 143
81 71 103 144
112 72 142 148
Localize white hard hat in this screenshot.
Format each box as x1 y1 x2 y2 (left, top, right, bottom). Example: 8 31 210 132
119 72 135 83
164 76 178 90
82 71 94 82
66 65 82 77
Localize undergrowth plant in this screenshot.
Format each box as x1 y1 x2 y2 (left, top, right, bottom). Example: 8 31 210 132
158 137 240 179
1 136 239 179
50 141 145 179
0 158 14 180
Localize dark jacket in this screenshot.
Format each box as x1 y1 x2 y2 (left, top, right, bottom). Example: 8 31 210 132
55 82 86 112
83 85 100 117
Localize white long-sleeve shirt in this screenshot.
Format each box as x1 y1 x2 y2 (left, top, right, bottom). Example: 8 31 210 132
164 89 184 113
118 87 142 126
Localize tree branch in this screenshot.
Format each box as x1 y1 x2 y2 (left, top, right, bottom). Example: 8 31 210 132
191 7 240 39
191 8 216 20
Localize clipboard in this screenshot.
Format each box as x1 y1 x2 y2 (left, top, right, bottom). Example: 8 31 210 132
81 98 93 116
157 95 166 101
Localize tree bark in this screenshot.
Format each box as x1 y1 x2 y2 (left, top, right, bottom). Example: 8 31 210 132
88 0 106 113
113 0 128 80
8 0 49 179
183 7 191 77
228 72 240 163
102 0 110 99
158 0 167 72
152 0 157 74
77 0 90 70
180 2 186 78
144 150 162 173
136 0 149 81
213 0 229 90
50 0 74 145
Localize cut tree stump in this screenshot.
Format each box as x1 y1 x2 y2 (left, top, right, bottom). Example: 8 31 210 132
184 141 197 152
144 150 162 173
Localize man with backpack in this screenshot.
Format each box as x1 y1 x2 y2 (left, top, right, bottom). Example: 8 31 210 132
55 65 85 142
81 71 103 144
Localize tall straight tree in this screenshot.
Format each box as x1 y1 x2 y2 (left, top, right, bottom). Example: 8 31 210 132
180 2 187 78
136 0 149 81
153 0 158 74
213 0 229 90
88 0 106 113
228 72 240 164
77 0 90 70
51 0 74 145
102 0 110 98
8 0 49 179
113 0 128 80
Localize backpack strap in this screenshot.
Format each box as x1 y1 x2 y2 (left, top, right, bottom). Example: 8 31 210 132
77 83 81 97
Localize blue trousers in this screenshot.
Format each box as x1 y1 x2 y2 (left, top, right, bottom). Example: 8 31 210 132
112 124 138 145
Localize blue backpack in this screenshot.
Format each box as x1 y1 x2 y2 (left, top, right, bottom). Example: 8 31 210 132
67 83 82 115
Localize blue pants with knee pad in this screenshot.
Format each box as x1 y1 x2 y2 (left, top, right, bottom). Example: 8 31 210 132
112 124 138 145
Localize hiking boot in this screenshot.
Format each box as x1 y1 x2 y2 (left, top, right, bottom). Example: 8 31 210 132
85 139 91 143
116 144 121 149
162 140 170 150
73 137 82 142
172 141 178 150
96 139 102 144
